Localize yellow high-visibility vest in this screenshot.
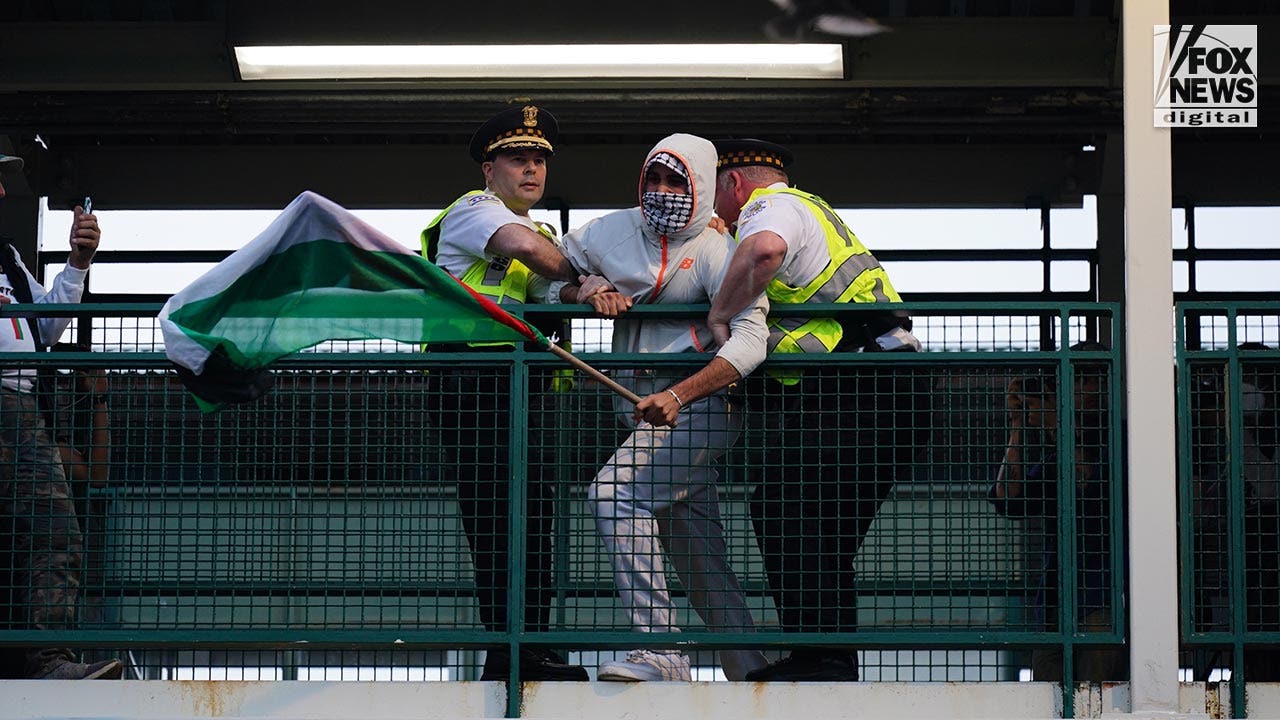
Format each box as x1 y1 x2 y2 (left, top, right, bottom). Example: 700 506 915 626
422 193 575 391
422 191 547 307
742 186 902 356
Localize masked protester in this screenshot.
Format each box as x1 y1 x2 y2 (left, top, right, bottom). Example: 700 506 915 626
550 133 769 682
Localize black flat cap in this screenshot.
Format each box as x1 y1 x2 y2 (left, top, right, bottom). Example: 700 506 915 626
469 105 558 163
713 138 794 171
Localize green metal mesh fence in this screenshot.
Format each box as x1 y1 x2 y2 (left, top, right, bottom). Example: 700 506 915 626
1178 303 1280 713
0 302 1130 693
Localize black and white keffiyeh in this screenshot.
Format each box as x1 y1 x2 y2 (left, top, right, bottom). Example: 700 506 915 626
649 151 686 177
641 152 694 236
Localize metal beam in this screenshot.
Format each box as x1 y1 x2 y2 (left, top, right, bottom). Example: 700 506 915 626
34 142 1093 210
0 87 1127 141
1174 139 1280 205
0 17 1117 92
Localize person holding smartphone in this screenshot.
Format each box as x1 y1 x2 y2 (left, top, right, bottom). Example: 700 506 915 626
0 153 119 680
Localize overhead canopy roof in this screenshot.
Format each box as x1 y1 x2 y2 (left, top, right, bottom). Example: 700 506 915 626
0 0 1275 209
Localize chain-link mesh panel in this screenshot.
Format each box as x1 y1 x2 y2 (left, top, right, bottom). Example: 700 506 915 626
2 303 1124 687
1178 304 1280 689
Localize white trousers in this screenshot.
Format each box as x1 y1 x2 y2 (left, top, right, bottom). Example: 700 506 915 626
588 394 766 680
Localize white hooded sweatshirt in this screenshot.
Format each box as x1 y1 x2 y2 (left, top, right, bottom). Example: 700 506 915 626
559 133 769 398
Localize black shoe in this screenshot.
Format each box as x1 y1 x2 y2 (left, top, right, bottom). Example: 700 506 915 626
480 648 588 681
744 652 859 681
36 659 123 680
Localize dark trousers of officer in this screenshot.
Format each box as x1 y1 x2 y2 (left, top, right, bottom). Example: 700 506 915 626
750 363 926 673
0 389 84 677
436 368 560 635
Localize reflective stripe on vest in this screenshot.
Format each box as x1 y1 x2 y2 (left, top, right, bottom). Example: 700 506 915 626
420 191 558 348
744 186 902 355
420 190 556 307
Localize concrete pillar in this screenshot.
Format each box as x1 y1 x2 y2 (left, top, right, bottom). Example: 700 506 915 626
1122 0 1179 715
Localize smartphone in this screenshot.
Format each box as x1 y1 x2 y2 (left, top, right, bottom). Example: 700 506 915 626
82 196 92 214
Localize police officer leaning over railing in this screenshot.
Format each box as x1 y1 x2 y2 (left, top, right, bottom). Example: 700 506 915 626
707 139 929 682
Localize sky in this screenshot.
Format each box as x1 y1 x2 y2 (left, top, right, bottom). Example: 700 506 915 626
36 195 1280 295
34 195 1280 351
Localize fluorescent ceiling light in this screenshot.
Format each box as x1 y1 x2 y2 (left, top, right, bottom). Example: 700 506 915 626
235 44 844 80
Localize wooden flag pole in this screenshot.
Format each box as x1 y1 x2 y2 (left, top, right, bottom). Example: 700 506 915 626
545 342 642 404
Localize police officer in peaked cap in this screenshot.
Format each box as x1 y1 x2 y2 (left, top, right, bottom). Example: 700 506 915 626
420 106 587 681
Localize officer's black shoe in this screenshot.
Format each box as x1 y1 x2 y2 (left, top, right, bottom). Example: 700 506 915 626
480 647 589 681
744 651 859 681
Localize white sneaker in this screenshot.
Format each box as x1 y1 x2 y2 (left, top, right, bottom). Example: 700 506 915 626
597 649 692 682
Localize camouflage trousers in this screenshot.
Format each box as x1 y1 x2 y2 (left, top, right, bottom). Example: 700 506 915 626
0 388 83 676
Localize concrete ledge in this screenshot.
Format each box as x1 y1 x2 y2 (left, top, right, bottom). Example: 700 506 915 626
522 681 1061 719
0 680 506 719
1244 682 1280 718
0 679 1251 719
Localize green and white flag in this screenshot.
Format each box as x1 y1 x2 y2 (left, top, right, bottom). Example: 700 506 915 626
160 190 546 410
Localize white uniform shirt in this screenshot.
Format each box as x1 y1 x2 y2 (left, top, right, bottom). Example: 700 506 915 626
435 191 542 277
434 190 554 303
734 182 832 290
735 183 919 352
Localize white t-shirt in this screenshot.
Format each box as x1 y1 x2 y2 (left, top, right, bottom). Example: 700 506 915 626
734 182 831 291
